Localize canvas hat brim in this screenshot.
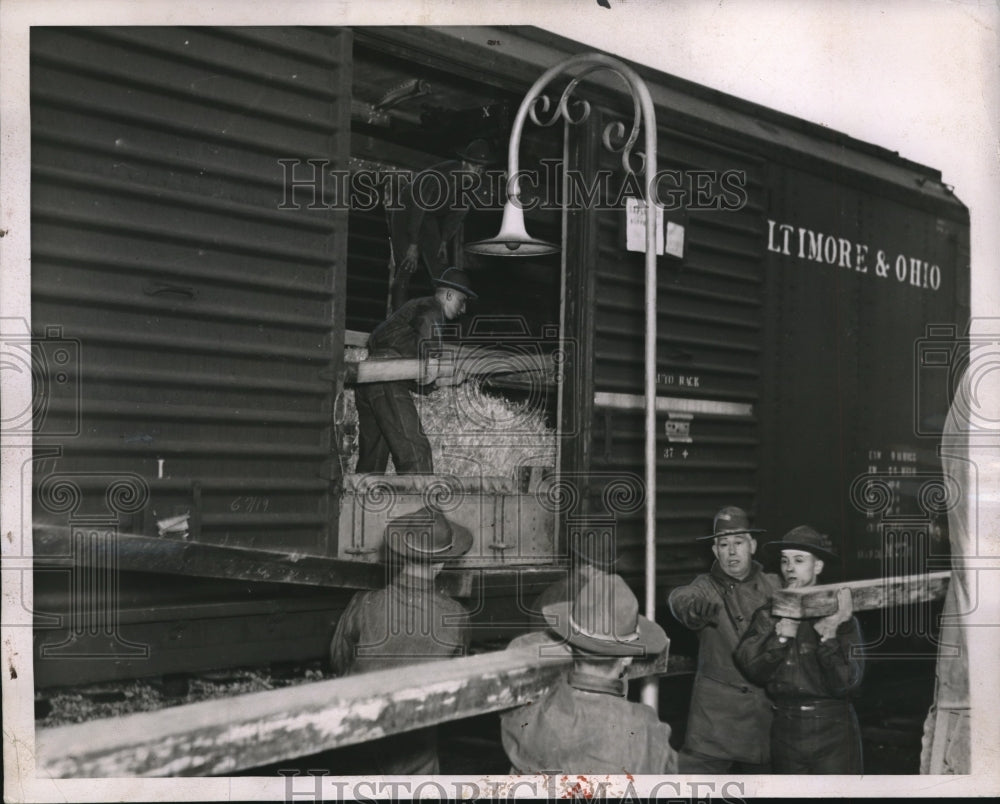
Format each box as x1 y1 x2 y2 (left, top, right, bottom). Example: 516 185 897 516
387 519 474 560
432 276 478 299
762 539 838 563
695 527 766 542
541 601 668 657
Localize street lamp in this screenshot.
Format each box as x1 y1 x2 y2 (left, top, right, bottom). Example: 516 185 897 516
465 200 559 256
468 53 661 708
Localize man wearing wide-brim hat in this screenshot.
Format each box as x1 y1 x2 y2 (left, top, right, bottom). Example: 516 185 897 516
355 266 477 475
388 138 496 311
667 505 781 773
329 506 472 774
735 525 865 774
500 573 678 774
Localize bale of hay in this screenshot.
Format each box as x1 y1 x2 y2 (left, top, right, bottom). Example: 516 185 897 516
338 381 556 479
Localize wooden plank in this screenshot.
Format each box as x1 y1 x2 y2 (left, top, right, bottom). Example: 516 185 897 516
34 524 385 590
344 328 369 347
345 357 423 383
343 352 554 384
34 522 538 600
36 631 669 777
771 571 951 619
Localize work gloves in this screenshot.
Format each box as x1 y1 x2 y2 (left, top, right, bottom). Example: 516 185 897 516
687 598 721 626
775 617 799 640
813 587 853 642
774 588 853 643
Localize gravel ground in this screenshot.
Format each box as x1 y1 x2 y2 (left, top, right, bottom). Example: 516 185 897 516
36 662 328 727
34 645 521 727
37 654 699 729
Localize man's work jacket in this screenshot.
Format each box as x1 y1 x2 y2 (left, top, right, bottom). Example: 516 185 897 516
668 560 780 764
329 569 470 774
500 671 678 775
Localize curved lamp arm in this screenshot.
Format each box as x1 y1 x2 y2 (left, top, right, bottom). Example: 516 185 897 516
505 53 654 208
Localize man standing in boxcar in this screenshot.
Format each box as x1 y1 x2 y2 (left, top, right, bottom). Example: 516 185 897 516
734 526 864 774
667 506 780 772
355 267 476 475
388 139 494 311
329 506 472 774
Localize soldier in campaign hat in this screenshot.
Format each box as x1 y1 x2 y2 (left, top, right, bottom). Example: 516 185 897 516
388 138 495 311
501 573 678 774
735 526 865 774
355 267 477 475
667 506 781 772
329 506 473 774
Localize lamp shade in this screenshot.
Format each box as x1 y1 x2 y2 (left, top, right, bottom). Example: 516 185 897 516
465 200 559 257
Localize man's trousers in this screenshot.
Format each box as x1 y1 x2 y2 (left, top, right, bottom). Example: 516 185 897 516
771 699 863 774
354 381 433 475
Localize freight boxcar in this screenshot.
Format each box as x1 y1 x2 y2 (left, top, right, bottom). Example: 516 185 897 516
28 25 968 692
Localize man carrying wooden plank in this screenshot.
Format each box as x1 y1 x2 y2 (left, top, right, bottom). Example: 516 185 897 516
354 267 476 474
734 525 865 774
328 506 472 774
500 572 678 774
667 506 780 773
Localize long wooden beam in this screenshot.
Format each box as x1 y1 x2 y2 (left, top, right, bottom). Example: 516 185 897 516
343 352 554 384
771 571 951 619
36 631 669 777
33 524 556 599
34 524 385 590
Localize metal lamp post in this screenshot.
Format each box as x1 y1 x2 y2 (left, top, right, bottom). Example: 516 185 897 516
467 53 661 708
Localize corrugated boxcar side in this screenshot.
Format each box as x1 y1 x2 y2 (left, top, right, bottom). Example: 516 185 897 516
31 27 352 555
557 100 968 597
566 105 768 590
759 163 969 580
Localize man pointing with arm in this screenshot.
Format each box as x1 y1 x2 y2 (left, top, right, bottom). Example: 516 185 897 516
668 506 781 773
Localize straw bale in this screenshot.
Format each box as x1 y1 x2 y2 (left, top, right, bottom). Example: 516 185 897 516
338 382 556 478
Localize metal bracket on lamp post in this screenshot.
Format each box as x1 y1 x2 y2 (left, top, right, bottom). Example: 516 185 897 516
466 53 661 709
